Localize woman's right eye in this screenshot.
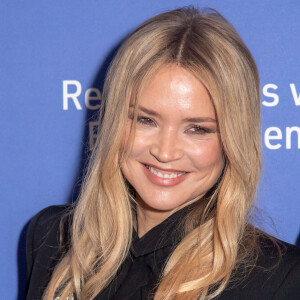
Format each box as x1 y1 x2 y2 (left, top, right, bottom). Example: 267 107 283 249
137 116 155 126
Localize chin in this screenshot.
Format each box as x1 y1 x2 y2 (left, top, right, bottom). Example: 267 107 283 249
136 192 194 213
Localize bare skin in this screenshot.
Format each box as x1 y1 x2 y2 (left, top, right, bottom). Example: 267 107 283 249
122 65 224 237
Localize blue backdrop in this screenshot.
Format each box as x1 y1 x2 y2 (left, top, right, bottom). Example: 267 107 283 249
1 1 299 298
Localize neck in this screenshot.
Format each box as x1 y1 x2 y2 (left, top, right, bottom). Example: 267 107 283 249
136 204 173 238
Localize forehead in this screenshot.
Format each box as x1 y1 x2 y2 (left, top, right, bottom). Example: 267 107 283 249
136 64 216 119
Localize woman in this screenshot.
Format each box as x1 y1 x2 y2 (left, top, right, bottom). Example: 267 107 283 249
26 7 300 300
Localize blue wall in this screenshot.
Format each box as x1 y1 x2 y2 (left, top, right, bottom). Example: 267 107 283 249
1 1 299 298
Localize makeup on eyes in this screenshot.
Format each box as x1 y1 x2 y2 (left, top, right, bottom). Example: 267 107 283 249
128 103 218 136
137 119 216 135
133 114 217 135
185 125 217 135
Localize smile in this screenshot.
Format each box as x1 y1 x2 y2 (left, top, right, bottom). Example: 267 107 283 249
142 163 188 187
145 165 186 178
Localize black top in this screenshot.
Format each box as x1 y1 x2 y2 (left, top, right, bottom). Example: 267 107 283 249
26 205 300 300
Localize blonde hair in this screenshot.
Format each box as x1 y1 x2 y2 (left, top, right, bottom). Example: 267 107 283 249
44 7 263 300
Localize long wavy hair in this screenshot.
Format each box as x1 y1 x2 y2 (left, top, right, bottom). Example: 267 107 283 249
44 7 263 300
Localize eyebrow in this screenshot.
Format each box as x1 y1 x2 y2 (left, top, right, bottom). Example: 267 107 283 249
131 105 216 123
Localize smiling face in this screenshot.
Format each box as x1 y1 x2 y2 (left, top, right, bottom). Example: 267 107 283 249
121 64 224 231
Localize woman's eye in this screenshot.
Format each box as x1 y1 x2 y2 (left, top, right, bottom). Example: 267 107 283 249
187 126 213 135
137 116 155 126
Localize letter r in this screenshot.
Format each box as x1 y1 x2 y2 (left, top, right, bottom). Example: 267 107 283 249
63 80 82 110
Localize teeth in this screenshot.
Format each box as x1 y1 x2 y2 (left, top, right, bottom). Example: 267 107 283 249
147 166 186 178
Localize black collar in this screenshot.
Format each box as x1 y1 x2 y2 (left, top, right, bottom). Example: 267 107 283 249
131 204 195 257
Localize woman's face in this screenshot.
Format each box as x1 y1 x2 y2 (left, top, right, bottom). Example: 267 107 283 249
121 64 224 219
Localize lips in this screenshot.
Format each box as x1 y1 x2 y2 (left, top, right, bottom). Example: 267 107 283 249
142 163 188 186
145 165 186 178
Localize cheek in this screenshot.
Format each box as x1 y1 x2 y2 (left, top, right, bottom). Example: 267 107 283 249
121 124 143 158
189 140 224 170
128 131 152 157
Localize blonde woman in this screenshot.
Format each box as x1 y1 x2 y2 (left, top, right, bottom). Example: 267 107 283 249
26 7 300 300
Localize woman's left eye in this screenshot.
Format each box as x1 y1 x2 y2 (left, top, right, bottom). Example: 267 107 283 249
186 126 213 135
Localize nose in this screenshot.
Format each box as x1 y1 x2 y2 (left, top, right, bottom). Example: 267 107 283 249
149 127 184 163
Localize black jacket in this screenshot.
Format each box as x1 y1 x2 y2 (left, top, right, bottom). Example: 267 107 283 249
26 205 300 300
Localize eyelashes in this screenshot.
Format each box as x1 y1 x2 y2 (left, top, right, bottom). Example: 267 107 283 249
128 113 217 135
186 126 216 135
137 116 156 126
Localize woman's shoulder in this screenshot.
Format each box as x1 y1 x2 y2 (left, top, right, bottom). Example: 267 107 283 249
28 204 71 225
220 235 300 300
255 235 300 299
27 204 71 229
26 205 73 299
26 205 72 250
257 234 300 269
